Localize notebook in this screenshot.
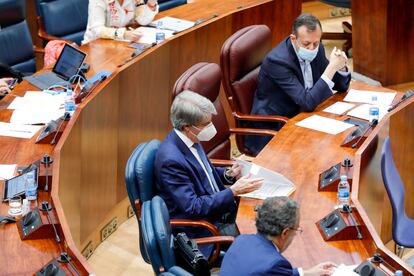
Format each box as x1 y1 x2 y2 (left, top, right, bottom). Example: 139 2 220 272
25 43 87 90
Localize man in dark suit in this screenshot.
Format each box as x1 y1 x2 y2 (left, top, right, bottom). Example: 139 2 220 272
155 90 263 256
248 13 351 153
220 196 337 276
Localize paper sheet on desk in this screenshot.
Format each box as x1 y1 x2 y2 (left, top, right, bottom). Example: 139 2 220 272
236 159 296 200
8 91 65 110
0 122 42 138
150 16 195 32
0 164 16 180
332 264 358 276
323 101 356 115
295 115 353 134
344 89 396 106
10 108 65 125
136 27 174 44
346 103 390 122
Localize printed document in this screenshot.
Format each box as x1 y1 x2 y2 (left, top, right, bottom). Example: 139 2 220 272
0 122 42 139
332 264 358 276
136 27 174 44
344 89 396 106
346 103 389 121
150 16 195 32
323 101 356 115
295 115 353 135
236 159 296 200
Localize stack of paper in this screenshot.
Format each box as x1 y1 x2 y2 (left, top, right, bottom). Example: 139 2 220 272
8 92 66 125
236 159 296 200
346 104 389 121
150 16 195 32
295 115 353 134
0 164 16 180
344 89 396 106
136 27 174 44
323 101 356 115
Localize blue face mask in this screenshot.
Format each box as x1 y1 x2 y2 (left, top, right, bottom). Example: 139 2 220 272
296 42 319 62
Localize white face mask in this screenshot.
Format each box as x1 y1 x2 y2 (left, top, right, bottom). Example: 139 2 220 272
295 40 319 62
193 123 217 141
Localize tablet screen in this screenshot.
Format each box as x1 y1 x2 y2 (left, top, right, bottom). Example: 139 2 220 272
2 168 37 201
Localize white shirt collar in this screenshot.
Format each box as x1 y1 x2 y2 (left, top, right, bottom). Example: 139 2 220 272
174 129 194 149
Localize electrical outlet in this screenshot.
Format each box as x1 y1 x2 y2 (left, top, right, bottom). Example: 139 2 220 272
127 205 135 218
82 241 94 260
101 217 118 241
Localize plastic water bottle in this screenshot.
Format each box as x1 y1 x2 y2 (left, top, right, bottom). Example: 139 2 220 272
395 270 403 276
337 175 350 209
155 21 165 44
25 171 38 201
64 90 76 116
369 95 379 123
22 198 30 216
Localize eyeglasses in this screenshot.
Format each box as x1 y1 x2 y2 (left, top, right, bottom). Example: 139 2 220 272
289 227 303 234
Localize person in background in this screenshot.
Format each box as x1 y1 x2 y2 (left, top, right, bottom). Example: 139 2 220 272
155 91 263 257
248 13 351 154
83 0 158 44
220 196 337 276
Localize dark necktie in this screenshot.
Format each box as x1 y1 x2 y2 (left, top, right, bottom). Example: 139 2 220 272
193 143 220 193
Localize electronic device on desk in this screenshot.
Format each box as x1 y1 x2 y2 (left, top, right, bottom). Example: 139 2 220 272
341 119 378 148
318 158 353 191
2 165 38 202
316 204 363 241
75 70 111 104
17 206 60 240
36 252 82 276
35 113 71 145
35 260 66 276
388 90 413 112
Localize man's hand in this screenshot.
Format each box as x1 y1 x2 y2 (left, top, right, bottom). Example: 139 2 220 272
124 28 142 42
147 0 157 10
324 47 347 79
304 262 337 276
225 162 242 179
230 175 263 196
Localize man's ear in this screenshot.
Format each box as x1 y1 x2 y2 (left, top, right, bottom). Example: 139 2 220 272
290 34 296 42
281 228 290 239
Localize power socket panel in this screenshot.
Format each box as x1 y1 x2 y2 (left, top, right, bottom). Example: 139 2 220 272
127 205 135 218
101 217 118 241
82 241 94 260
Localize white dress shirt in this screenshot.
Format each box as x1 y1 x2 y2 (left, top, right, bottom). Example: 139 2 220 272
83 0 158 44
174 129 217 193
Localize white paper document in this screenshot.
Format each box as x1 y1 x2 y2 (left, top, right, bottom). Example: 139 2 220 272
236 159 296 200
344 89 396 106
332 264 358 276
0 164 16 180
295 115 353 135
346 103 389 122
0 122 42 139
136 27 174 44
150 16 195 32
323 101 356 115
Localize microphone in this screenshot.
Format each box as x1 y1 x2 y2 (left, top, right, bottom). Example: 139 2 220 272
50 112 71 145
370 253 397 272
388 90 413 112
41 155 53 192
58 252 81 276
351 119 378 148
40 201 61 243
193 13 219 27
81 75 107 102
341 204 363 240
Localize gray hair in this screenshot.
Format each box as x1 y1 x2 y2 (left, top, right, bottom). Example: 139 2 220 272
256 196 298 237
292 13 322 35
170 90 217 130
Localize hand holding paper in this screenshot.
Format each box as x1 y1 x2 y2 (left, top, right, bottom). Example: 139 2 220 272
230 175 264 196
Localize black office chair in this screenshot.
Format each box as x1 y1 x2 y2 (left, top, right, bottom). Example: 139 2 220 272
319 0 352 55
158 0 187 12
0 0 39 75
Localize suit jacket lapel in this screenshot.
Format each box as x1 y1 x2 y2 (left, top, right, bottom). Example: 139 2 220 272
286 38 305 86
169 131 215 195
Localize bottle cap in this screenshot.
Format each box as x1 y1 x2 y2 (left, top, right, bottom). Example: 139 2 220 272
340 175 348 182
371 95 378 101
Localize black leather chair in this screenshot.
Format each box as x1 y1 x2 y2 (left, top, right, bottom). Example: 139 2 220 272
0 0 37 74
158 0 187 12
173 62 278 161
35 0 89 45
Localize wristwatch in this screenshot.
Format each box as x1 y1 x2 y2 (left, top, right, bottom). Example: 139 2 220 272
114 28 119 39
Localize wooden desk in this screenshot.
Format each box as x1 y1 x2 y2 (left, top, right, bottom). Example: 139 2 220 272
0 1 300 274
352 0 414 86
236 82 414 274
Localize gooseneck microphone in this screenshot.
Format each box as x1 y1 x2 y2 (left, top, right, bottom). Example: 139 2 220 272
40 201 61 243
41 155 53 192
50 112 71 145
58 252 81 276
352 119 378 148
341 204 363 240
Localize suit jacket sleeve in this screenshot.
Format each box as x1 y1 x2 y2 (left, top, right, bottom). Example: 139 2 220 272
159 159 235 219
266 58 333 112
268 259 301 276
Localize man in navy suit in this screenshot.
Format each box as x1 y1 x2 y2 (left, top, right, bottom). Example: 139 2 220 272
155 91 263 256
248 13 351 153
220 196 337 276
